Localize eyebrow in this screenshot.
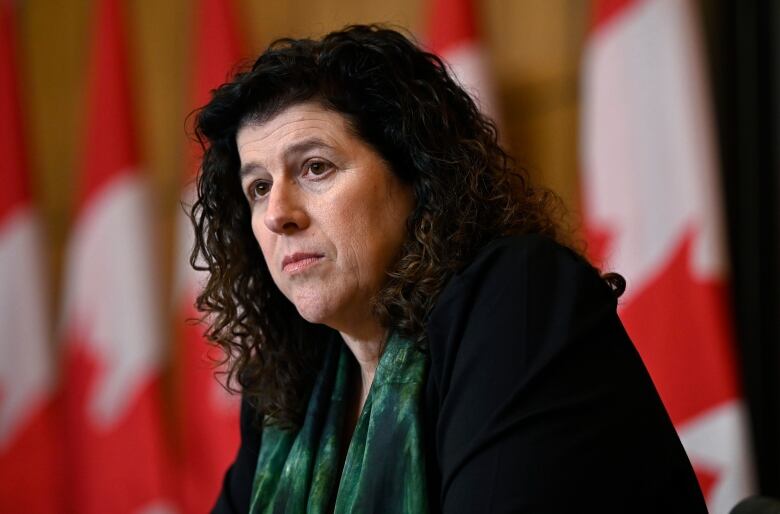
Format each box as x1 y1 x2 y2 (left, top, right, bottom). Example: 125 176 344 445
239 137 335 179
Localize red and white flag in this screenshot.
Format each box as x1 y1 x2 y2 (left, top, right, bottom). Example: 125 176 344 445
0 1 62 511
59 0 175 512
427 0 501 124
174 0 243 511
581 0 754 512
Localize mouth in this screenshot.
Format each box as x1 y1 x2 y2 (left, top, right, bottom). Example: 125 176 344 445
281 252 325 274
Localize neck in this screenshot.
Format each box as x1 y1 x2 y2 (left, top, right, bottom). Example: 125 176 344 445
338 320 385 410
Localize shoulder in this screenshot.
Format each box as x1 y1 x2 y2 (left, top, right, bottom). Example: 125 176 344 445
456 231 590 270
426 233 614 351
424 233 623 416
422 235 706 511
433 233 609 309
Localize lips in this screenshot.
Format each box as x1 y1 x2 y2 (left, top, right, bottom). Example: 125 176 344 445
281 252 324 273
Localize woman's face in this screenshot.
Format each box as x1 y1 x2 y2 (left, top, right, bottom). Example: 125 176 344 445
236 102 414 333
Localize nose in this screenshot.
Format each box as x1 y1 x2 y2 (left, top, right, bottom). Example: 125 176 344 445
263 180 309 234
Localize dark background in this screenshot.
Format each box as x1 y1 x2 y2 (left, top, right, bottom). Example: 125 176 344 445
703 0 780 496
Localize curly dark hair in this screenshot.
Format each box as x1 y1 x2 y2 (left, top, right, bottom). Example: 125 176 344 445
190 24 623 429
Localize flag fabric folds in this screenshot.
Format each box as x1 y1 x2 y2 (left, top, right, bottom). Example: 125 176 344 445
0 1 61 512
58 0 174 512
580 1 754 512
175 0 243 511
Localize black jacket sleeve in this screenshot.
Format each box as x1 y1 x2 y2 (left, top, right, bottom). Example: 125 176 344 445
424 235 707 513
211 395 262 514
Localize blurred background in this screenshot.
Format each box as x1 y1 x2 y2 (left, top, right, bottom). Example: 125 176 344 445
1 0 777 513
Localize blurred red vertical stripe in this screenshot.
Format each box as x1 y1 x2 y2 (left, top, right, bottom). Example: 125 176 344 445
175 0 244 511
0 1 62 511
0 0 28 218
59 0 175 512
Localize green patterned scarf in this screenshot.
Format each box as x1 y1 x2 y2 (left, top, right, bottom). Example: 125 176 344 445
249 333 429 514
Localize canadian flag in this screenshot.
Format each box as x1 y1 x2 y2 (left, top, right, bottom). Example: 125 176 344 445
0 1 62 512
581 1 754 512
58 0 175 512
426 0 501 124
174 0 243 511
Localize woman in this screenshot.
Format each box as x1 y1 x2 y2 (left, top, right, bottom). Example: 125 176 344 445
192 25 707 513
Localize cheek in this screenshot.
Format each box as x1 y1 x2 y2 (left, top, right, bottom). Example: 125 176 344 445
250 215 265 251
352 190 410 276
321 191 365 243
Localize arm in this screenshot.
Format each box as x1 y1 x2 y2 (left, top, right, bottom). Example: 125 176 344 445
211 395 262 514
426 235 707 513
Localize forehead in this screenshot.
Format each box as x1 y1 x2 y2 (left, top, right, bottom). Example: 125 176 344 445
236 102 353 157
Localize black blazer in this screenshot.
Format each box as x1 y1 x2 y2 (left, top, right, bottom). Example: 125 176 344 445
213 235 707 513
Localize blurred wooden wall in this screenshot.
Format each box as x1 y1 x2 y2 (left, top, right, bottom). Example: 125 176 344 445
18 0 588 302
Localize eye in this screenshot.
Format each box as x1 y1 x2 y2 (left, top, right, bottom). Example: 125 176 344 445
247 179 271 200
304 159 334 177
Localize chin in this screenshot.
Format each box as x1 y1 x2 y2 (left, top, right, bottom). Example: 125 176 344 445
292 298 336 327
296 309 325 325
286 285 350 330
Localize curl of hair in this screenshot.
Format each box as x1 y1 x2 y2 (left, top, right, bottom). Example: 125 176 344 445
190 24 620 429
